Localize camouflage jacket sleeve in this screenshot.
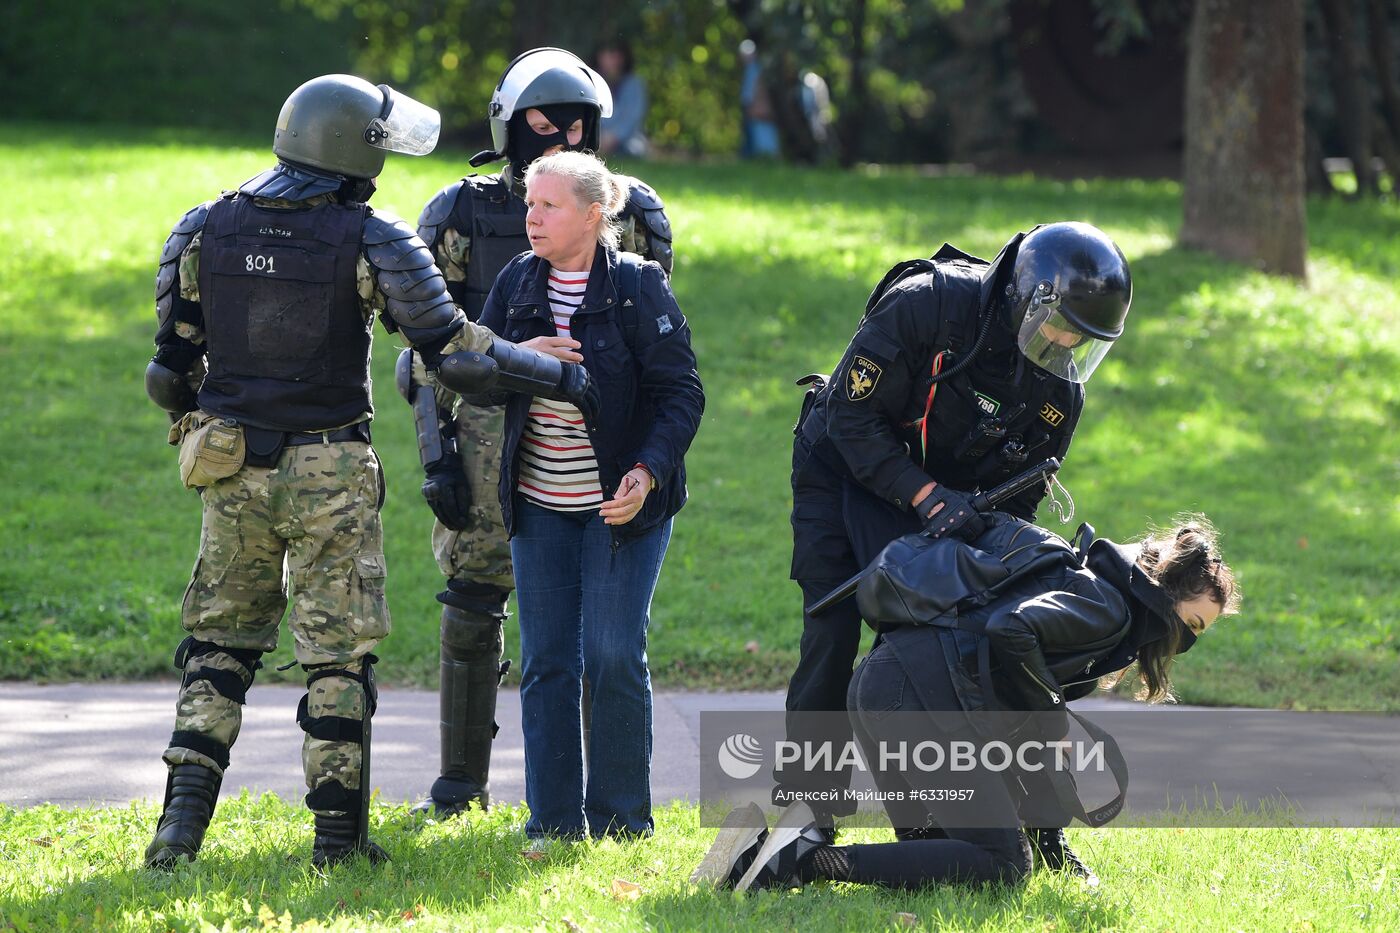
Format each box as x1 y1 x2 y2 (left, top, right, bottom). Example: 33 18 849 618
617 176 674 276
417 180 471 307
361 207 488 364
153 201 213 378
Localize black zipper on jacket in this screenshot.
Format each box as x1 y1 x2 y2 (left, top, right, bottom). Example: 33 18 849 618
1020 662 1062 705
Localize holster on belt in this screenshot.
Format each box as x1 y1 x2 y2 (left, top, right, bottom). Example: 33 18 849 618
793 372 829 437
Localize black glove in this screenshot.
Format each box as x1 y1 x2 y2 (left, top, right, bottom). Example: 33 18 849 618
421 452 472 531
559 363 601 424
919 485 991 542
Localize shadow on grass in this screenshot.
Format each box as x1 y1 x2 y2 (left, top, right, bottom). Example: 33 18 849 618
0 804 595 931
639 871 1128 930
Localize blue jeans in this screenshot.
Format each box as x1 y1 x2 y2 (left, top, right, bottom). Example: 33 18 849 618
510 497 672 838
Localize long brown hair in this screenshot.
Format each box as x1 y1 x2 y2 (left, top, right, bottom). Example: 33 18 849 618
1106 515 1241 702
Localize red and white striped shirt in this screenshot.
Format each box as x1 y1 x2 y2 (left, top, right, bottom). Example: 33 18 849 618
517 269 603 511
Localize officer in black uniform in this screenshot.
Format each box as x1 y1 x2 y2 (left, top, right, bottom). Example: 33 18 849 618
142 73 596 870
780 222 1132 878
402 47 674 818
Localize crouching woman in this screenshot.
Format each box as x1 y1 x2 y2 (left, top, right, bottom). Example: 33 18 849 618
710 514 1238 890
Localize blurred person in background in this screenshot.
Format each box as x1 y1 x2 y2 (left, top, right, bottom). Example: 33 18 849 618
739 39 780 159
596 39 650 158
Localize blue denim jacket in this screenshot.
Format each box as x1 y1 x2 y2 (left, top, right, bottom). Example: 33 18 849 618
479 244 705 539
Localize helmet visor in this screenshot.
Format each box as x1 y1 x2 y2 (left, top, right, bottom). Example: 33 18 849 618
494 48 613 119
1017 302 1115 383
366 87 441 156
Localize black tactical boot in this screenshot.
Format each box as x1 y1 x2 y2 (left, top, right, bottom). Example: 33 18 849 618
311 811 390 868
145 763 222 869
1028 827 1099 886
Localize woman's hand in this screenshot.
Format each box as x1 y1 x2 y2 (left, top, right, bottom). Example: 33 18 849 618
600 467 653 526
522 335 584 363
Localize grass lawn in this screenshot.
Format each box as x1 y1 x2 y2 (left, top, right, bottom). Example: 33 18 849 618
0 797 1396 932
0 123 1396 709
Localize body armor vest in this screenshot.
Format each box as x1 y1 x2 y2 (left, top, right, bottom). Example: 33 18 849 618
452 175 527 321
907 260 1082 492
197 193 371 431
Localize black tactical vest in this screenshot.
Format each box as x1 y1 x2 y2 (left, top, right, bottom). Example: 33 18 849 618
452 175 528 321
909 260 1083 492
197 193 371 432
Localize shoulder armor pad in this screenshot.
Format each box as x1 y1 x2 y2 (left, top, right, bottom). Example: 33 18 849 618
416 180 465 246
172 200 213 235
365 225 437 275
156 202 211 325
619 177 673 273
159 201 212 264
380 263 449 304
362 208 418 246
622 176 665 212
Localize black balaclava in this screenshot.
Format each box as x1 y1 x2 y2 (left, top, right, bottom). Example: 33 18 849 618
507 102 596 180
339 175 377 204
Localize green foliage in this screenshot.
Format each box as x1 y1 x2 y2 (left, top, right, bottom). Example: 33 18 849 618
0 0 356 133
1 124 1397 712
290 0 747 154
0 797 1397 930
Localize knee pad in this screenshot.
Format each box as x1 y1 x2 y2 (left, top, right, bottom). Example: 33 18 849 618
437 580 509 620
298 654 378 740
173 636 264 705
440 602 505 659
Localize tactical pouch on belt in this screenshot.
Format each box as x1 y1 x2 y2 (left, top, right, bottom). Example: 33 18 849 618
242 426 289 469
170 412 246 489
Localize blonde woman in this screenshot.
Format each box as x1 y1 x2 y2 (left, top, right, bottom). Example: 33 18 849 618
479 150 704 839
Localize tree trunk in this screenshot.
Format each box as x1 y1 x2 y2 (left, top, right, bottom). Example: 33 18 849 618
838 0 869 167
1180 0 1306 279
1318 0 1378 196
1365 0 1400 172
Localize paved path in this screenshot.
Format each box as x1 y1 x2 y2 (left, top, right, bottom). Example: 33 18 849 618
0 683 769 810
1 684 1397 825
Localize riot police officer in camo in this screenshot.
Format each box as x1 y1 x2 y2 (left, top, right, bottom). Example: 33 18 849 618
781 222 1132 880
142 74 597 870
402 47 674 817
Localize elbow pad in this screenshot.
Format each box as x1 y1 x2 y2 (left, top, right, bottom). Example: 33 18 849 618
438 337 566 398
145 359 197 415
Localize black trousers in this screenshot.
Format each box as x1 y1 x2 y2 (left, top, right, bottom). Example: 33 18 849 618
775 435 921 815
839 638 1031 888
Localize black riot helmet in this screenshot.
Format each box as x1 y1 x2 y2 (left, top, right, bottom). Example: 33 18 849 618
470 48 612 173
1001 222 1132 383
273 74 441 180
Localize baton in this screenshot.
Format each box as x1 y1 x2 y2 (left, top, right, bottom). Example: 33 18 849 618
808 457 1061 617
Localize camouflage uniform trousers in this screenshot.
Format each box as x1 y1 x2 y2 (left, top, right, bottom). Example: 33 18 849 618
164 441 388 811
431 401 514 593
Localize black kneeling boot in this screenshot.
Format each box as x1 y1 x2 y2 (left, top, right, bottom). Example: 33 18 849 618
1028 827 1099 886
311 811 389 869
145 763 222 870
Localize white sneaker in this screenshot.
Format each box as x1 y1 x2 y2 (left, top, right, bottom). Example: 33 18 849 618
734 803 829 892
691 803 769 888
